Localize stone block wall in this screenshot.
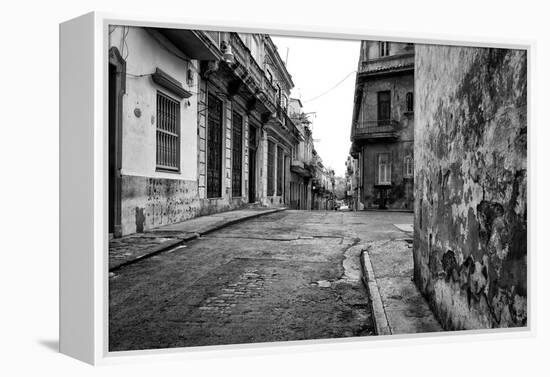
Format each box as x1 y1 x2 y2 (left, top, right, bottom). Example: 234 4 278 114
413 45 527 329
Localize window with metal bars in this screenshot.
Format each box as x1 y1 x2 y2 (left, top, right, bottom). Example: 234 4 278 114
156 91 180 171
277 146 284 196
232 112 243 197
207 93 223 198
267 140 275 196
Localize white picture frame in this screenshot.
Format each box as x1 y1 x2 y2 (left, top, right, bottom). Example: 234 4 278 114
59 11 534 365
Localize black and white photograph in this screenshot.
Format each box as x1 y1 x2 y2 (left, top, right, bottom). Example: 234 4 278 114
107 25 527 351
7 0 550 375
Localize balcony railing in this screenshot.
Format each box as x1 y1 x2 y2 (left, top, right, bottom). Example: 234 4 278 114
359 53 414 76
352 120 399 140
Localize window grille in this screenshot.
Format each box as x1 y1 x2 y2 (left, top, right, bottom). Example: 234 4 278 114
267 140 275 196
232 112 243 197
277 146 284 196
156 92 180 171
207 93 223 198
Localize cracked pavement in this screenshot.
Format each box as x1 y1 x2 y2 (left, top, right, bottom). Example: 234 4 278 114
109 210 413 351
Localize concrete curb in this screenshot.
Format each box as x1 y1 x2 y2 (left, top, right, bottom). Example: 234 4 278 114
360 247 392 336
109 208 286 272
362 208 413 214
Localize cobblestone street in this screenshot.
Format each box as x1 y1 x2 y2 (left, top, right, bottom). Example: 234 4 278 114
109 210 412 351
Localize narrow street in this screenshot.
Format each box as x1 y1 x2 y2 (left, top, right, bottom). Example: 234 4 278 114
109 210 412 351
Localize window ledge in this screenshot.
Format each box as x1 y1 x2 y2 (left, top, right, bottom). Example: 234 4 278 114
152 68 192 99
156 167 180 174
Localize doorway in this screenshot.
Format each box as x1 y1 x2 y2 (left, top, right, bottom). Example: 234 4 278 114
248 125 257 203
207 93 223 198
108 48 125 237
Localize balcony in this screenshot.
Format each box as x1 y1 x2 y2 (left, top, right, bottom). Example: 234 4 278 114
351 120 399 141
359 53 414 78
228 33 278 113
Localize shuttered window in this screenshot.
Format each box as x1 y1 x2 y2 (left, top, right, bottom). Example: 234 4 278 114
232 112 243 197
156 92 180 171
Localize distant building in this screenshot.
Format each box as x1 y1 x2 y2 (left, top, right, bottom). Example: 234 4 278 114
311 152 335 210
288 98 315 210
345 155 359 209
349 41 415 210
108 27 300 236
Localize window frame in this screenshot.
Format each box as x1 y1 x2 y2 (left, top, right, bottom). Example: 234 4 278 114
378 153 392 185
379 42 390 57
377 90 391 125
404 156 413 178
155 90 181 173
249 35 261 63
406 92 414 113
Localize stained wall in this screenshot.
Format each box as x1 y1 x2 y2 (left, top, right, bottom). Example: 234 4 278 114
413 45 527 329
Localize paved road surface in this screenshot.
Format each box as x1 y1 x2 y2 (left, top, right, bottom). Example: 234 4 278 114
109 210 412 351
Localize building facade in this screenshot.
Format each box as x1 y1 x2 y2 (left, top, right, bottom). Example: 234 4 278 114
349 41 415 210
345 155 359 210
311 152 335 210
288 98 315 210
109 26 298 236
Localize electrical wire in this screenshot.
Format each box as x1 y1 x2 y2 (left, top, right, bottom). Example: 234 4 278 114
303 70 357 103
122 26 130 60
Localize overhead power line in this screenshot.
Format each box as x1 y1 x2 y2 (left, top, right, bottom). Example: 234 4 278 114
303 70 357 103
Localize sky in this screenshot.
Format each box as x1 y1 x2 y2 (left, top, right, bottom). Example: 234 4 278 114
271 36 360 177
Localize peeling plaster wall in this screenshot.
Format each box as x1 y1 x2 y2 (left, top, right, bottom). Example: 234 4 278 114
413 45 527 330
121 176 201 235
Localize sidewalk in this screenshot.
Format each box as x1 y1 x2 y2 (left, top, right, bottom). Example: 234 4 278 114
109 207 285 271
360 225 442 335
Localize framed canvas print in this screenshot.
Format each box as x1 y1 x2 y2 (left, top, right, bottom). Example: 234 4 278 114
59 12 531 365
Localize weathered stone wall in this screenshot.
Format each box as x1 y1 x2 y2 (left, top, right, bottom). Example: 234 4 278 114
121 175 201 235
121 175 248 235
413 45 527 329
